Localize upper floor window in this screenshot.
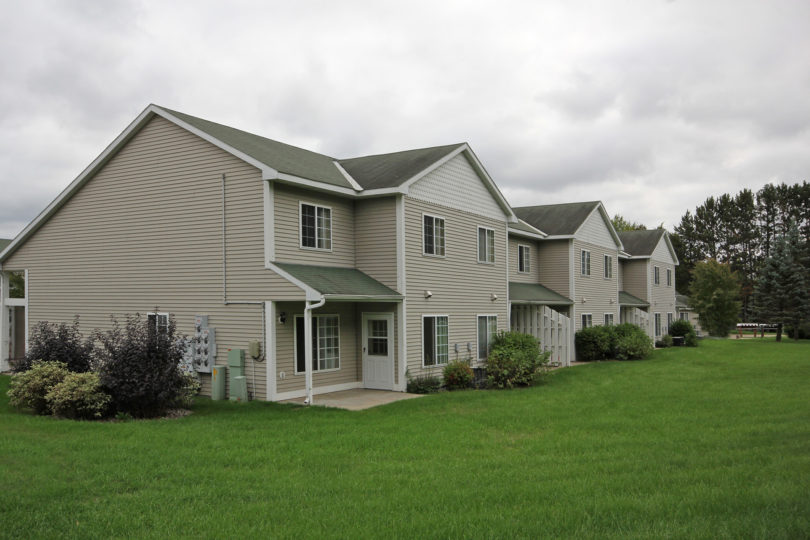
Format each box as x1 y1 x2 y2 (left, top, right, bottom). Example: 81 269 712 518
654 266 660 285
518 245 531 273
581 250 591 276
423 215 445 256
604 255 613 279
300 203 332 250
666 268 672 287
147 312 169 335
478 227 495 263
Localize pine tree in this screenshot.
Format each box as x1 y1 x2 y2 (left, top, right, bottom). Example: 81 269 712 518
753 223 810 341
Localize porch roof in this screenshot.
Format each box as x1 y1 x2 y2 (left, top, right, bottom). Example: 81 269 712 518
509 282 573 305
273 262 402 300
619 290 649 307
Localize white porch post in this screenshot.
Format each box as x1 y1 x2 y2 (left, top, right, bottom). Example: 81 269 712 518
0 271 7 371
265 301 276 401
304 305 313 405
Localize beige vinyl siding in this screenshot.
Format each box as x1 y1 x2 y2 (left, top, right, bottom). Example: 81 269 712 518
355 197 398 290
576 208 617 249
1 115 300 400
573 239 619 331
273 183 355 267
650 260 676 331
403 196 508 375
621 260 649 302
508 236 540 284
536 240 571 297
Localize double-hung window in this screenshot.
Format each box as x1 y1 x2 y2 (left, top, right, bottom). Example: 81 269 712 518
654 313 662 337
478 227 495 263
477 315 498 361
604 313 614 326
423 315 449 366
295 315 340 373
604 255 613 279
654 266 660 285
300 203 332 250
423 215 445 256
666 268 672 287
147 312 169 335
581 314 593 328
581 250 591 276
679 312 688 321
518 245 531 273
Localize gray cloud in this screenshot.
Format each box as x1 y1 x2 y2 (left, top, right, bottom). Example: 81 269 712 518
1 0 809 237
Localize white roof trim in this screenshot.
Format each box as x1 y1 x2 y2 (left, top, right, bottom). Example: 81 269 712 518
332 161 364 191
274 173 358 196
265 262 323 302
573 202 624 250
540 235 576 241
662 232 680 266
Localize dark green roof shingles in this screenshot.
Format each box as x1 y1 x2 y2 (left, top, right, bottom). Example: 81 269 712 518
513 202 600 236
509 282 573 305
274 263 401 297
617 229 665 257
0 239 11 252
619 291 649 307
338 144 464 189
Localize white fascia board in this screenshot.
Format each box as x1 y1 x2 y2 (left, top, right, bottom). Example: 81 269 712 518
274 172 358 196
663 232 680 266
265 262 323 302
540 234 576 241
151 105 278 178
356 187 408 198
626 255 651 260
508 228 547 241
332 161 364 191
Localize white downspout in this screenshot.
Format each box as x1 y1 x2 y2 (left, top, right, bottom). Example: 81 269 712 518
303 297 326 405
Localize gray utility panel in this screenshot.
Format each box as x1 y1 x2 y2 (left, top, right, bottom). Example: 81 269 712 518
192 315 217 373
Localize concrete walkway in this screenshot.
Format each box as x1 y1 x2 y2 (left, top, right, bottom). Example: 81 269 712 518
280 389 424 411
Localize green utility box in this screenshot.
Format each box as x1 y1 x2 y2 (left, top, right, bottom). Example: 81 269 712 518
231 376 248 402
211 365 227 401
227 349 246 401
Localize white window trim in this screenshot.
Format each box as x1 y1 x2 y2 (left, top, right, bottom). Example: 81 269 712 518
604 313 614 326
299 201 333 252
422 314 450 368
581 313 593 328
581 249 591 276
293 314 341 375
422 213 446 258
666 268 672 287
147 312 169 333
604 254 613 279
654 265 660 286
518 244 531 274
476 314 498 361
477 226 496 264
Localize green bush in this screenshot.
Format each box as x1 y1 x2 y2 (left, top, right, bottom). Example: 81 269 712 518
175 373 201 408
661 334 674 347
46 372 111 420
443 360 473 390
406 373 442 394
486 331 549 389
684 331 698 347
612 323 653 360
668 319 694 338
575 326 617 361
7 361 70 415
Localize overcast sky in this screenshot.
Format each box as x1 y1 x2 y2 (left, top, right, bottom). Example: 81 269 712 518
1 0 808 238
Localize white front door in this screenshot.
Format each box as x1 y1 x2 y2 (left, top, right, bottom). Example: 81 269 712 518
362 312 394 390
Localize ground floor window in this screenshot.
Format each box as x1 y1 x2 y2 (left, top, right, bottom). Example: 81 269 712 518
477 315 498 360
423 315 449 366
581 313 593 328
667 313 674 334
654 313 662 337
679 312 688 321
604 313 614 326
295 315 340 373
147 312 169 335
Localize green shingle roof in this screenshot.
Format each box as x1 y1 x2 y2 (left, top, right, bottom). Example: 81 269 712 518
509 282 573 305
619 291 649 307
676 293 691 309
0 239 11 252
618 229 665 257
158 106 353 189
508 219 546 237
337 144 464 189
274 263 401 298
513 202 600 236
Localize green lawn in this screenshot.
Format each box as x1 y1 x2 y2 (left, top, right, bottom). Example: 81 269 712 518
1 339 809 539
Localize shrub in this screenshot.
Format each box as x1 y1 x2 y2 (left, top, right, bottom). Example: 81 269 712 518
486 331 549 389
615 332 654 360
175 373 201 408
575 326 617 361
14 318 94 373
46 372 111 420
668 319 694 338
443 360 473 390
7 361 69 414
661 334 674 347
406 373 442 394
95 314 188 418
684 331 698 347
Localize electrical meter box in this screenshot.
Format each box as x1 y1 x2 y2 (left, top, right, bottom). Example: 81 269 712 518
192 315 216 373
248 340 261 360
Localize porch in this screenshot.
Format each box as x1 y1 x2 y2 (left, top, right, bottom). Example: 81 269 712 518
508 282 573 366
618 291 650 337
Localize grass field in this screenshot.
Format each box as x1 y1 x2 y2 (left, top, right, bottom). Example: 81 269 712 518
1 339 809 539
